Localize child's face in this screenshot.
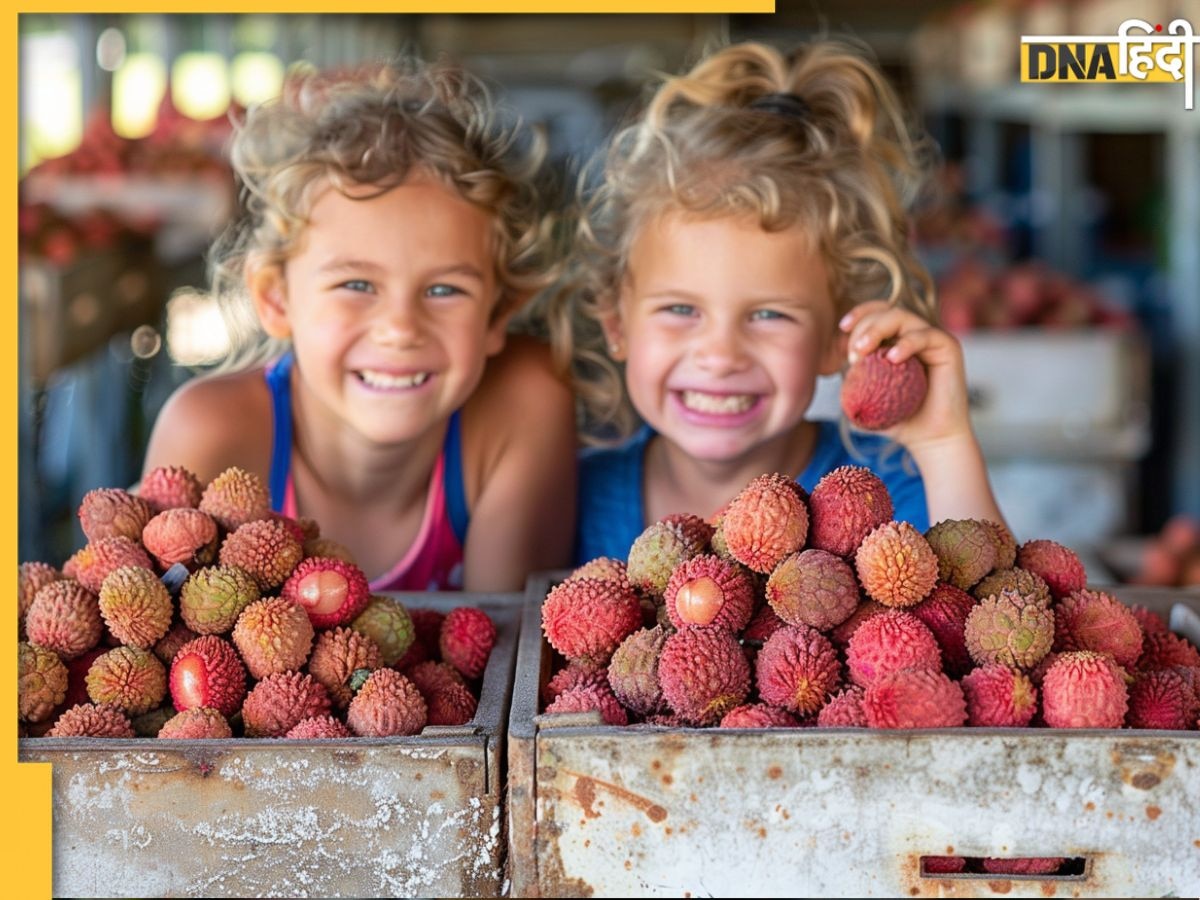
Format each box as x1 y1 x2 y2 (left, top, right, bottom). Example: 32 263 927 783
252 171 506 446
612 211 842 463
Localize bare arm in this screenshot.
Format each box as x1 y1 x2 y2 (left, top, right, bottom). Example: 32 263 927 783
460 338 578 592
141 369 273 487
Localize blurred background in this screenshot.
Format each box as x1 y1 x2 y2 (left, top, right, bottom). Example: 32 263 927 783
17 4 1200 586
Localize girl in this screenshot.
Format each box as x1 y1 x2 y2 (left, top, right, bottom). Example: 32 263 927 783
144 60 576 592
552 41 1006 562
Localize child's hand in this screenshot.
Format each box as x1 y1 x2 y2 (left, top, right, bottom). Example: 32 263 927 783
838 301 972 455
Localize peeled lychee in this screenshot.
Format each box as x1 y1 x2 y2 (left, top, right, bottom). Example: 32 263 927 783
86 646 168 715
78 487 153 543
97 566 173 649
862 668 966 728
841 349 928 430
755 625 842 715
855 521 939 608
169 635 247 717
542 577 643 668
18 642 68 722
766 549 859 631
961 664 1037 727
657 626 750 726
664 555 754 632
232 596 315 678
1016 539 1087 601
281 557 371 630
346 668 427 736
1041 651 1128 728
721 474 809 574
242 671 333 737
199 466 272 532
807 466 894 559
158 707 233 739
440 607 496 679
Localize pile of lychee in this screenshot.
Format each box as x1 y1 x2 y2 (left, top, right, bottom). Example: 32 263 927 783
18 465 496 740
540 468 1200 733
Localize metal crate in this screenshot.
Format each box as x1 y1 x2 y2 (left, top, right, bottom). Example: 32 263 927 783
508 580 1200 897
20 592 521 898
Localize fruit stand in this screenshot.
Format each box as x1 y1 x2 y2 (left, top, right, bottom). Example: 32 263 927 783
508 581 1200 898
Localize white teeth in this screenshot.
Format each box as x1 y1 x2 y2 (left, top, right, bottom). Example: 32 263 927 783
359 369 430 389
680 390 754 414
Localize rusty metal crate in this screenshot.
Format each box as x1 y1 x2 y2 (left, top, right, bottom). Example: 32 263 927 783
508 579 1200 898
20 591 521 898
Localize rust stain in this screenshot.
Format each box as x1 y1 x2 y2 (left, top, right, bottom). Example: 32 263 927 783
665 826 673 835
631 823 641 837
583 839 590 848
1112 746 1175 790
651 759 662 771
780 808 790 820
197 761 213 777
843 831 851 841
574 777 600 819
945 845 954 854
624 860 631 870
661 774 673 786
1194 839 1200 848
989 880 1012 894
1085 802 1094 811
562 769 667 823
430 790 445 801
757 827 767 839
1041 883 1057 897
689 793 697 803
1146 805 1162 820
767 765 782 780
413 772 422 781
1105 811 1114 819
909 888 919 896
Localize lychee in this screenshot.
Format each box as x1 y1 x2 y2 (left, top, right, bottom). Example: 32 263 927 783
18 562 61 639
1041 651 1128 728
1126 669 1199 730
657 626 750 726
841 349 928 430
242 671 332 737
179 565 260 635
440 607 496 679
983 520 1018 569
924 519 997 590
406 661 478 726
232 596 315 678
755 625 842 715
973 567 1052 608
281 556 371 630
286 716 354 739
25 580 103 660
141 508 219 571
720 703 799 728
97 566 173 649
350 596 416 666
158 707 233 739
138 465 203 513
1016 539 1087 601
542 577 643 668
199 466 272 532
1053 589 1143 669
18 642 68 723
544 684 628 725
346 668 427 736
817 686 868 727
154 622 200 666
86 646 168 715
47 703 135 738
606 626 669 716
766 549 859 631
721 474 809 574
961 664 1037 727
982 859 1064 875
543 664 609 706
964 589 1055 670
855 521 939 608
307 626 382 709
1138 631 1200 670
78 487 153 543
64 537 154 594
664 555 754 632
862 668 966 728
626 515 714 596
846 610 942 687
218 519 303 591
169 635 247 717
807 466 893 559
910 582 976 677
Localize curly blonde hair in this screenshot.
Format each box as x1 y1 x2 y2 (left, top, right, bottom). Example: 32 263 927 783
209 56 553 371
548 40 938 441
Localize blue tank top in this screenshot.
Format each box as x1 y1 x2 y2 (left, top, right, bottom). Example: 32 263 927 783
263 350 470 552
576 420 929 564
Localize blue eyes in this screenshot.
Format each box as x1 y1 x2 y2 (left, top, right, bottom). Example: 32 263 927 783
427 284 464 298
658 304 790 323
750 309 788 321
664 303 696 316
335 281 465 298
339 279 374 293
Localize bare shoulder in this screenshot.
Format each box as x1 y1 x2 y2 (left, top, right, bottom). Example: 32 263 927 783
142 367 275 485
468 335 570 413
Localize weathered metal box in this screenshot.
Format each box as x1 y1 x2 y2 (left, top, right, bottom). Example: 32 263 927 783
20 592 521 898
508 581 1200 897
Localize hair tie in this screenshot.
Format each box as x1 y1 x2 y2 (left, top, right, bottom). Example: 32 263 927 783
749 92 810 122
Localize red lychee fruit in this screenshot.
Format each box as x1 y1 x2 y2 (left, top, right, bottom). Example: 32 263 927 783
1053 589 1143 670
719 703 799 728
218 519 304 591
286 716 354 739
846 610 942 687
1041 651 1128 728
169 635 247 717
742 603 788 645
154 622 200 666
542 664 609 706
862 668 967 728
571 557 630 584
158 707 233 739
281 557 371 630
721 474 809 574
346 668 427 737
138 465 203 513
817 686 868 727
199 466 272 532
924 857 966 874
64 537 155 594
807 466 894 559
1016 539 1087 601
97 566 173 649
766 549 859 631
86 646 168 715
542 577 643 669
406 661 478 726
141 508 219 571
1126 669 1199 729
829 599 889 650
47 702 135 738
242 671 332 737
961 664 1037 727
1138 631 1200 670
755 625 842 715
232 596 315 678
440 607 496 679
664 554 754 632
855 521 939 608
19 561 62 639
78 487 153 543
841 349 928 430
983 520 1018 569
982 858 1064 875
544 684 629 725
25 580 103 660
910 582 976 677
658 626 750 726
307 626 383 709
1129 605 1168 636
